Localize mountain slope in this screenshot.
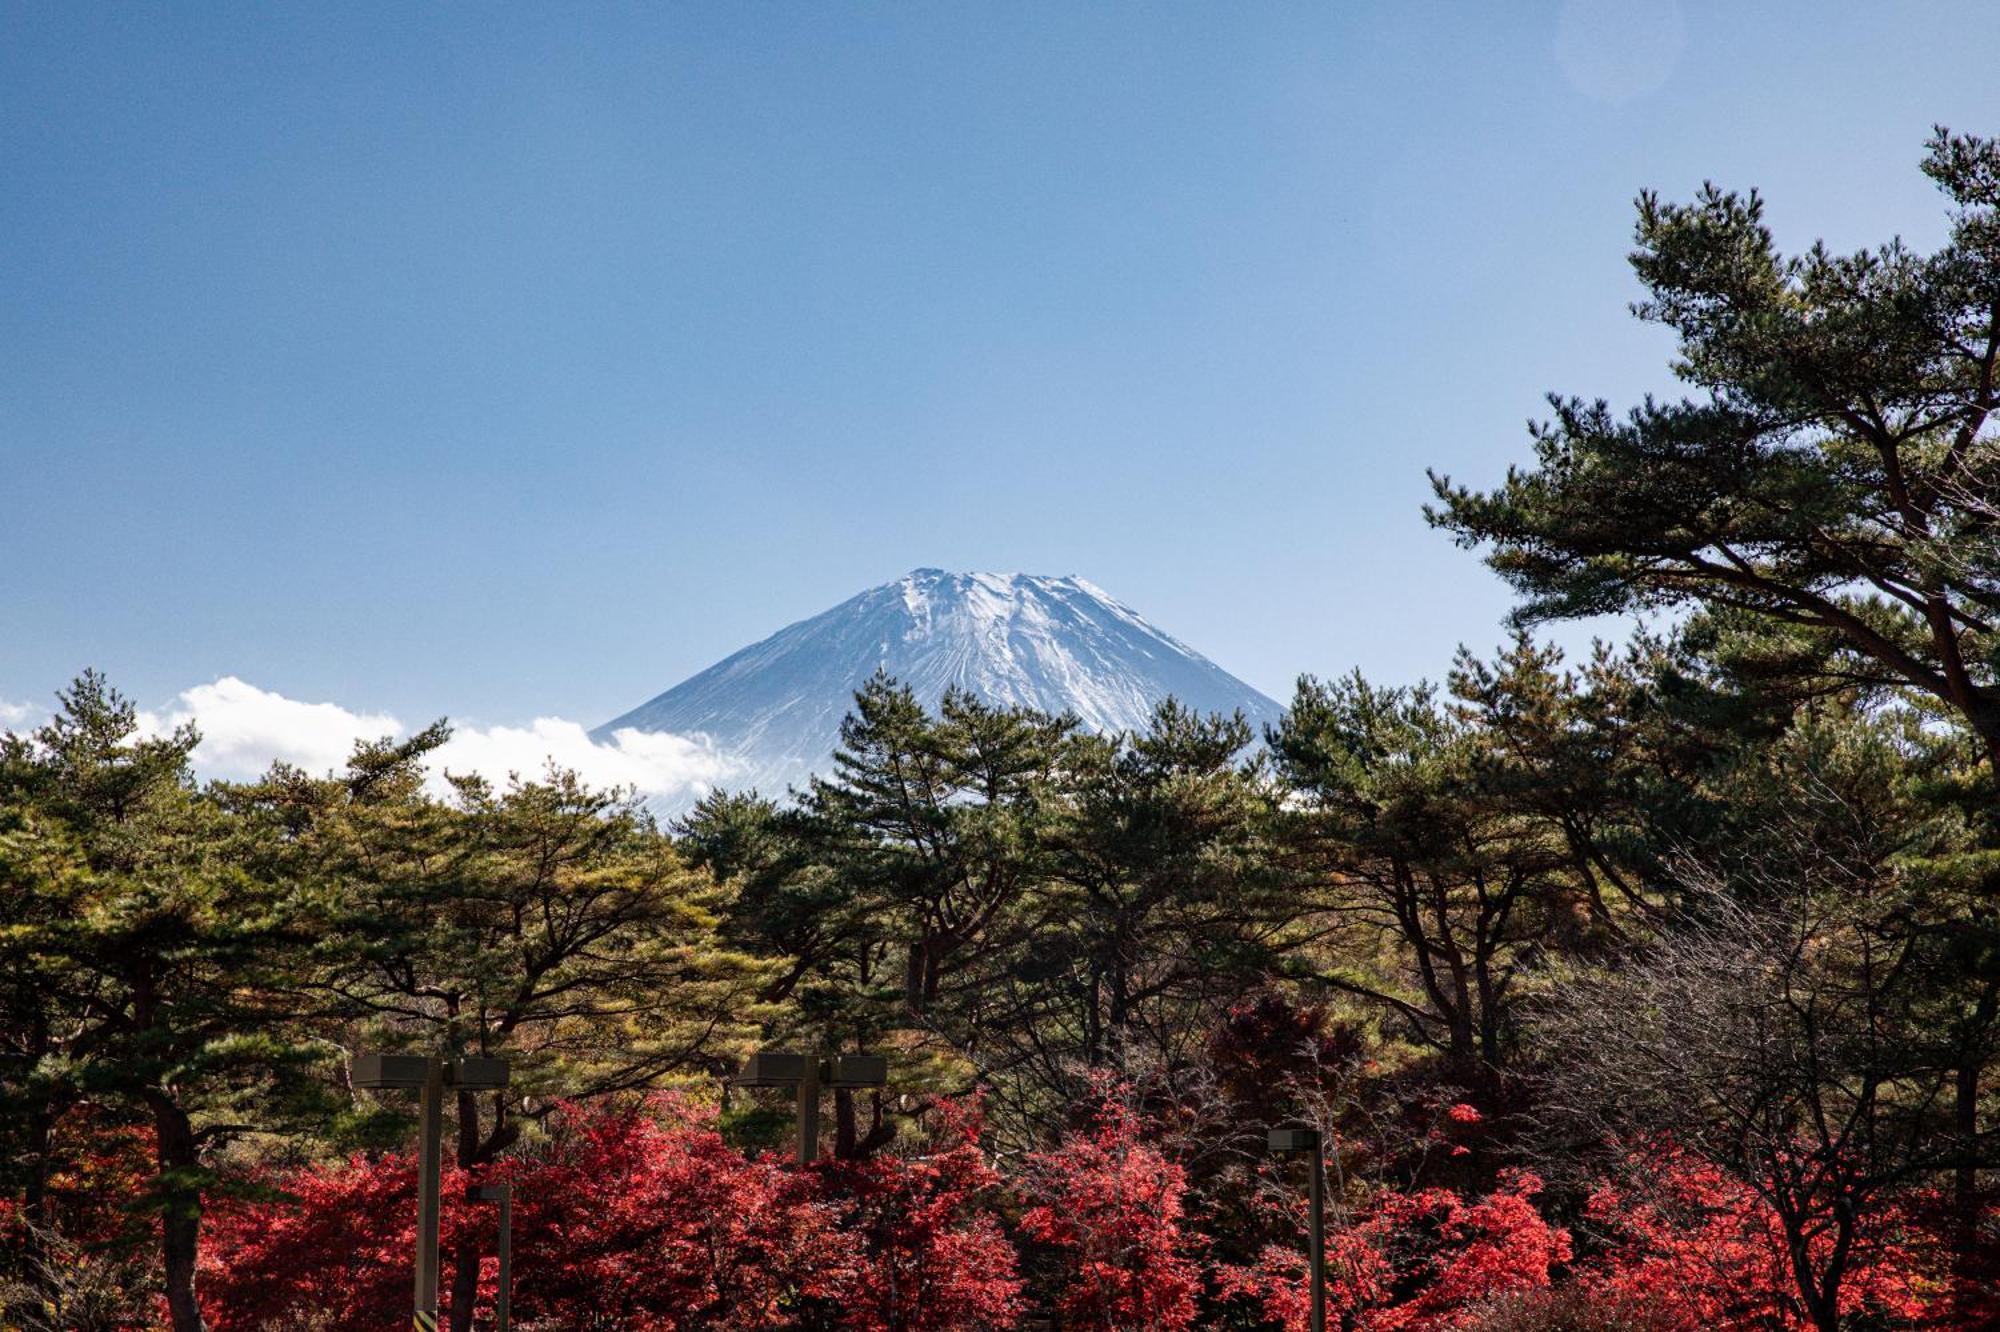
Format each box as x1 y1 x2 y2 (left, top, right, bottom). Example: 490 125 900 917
594 569 1284 803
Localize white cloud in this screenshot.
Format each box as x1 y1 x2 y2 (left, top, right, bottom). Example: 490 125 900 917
0 697 38 729
135 676 736 804
140 677 403 781
429 718 738 802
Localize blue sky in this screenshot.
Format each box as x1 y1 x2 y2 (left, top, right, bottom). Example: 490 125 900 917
4 3 1997 778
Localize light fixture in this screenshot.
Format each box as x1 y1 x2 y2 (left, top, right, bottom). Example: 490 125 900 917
731 1048 887 1163
1268 1123 1327 1332
351 1053 512 1331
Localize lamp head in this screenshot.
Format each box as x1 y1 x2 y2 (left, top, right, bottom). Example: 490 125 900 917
350 1053 435 1090
450 1057 511 1091
733 1051 811 1087
823 1054 888 1089
1267 1125 1322 1154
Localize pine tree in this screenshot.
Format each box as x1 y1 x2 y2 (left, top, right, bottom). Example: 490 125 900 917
257 732 774 1332
1426 127 2000 1298
1430 128 2000 766
1271 670 1573 1077
0 673 337 1332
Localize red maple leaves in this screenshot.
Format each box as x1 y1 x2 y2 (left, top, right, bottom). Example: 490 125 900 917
201 1096 1022 1331
1018 1098 1203 1332
190 1101 1981 1330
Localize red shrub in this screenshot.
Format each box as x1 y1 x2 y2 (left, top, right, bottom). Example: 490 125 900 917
191 1104 1964 1332
202 1145 426 1329
1019 1098 1202 1332
810 1098 1022 1330
203 1098 844 1331
1579 1148 1949 1331
1216 1170 1570 1332
1364 1170 1571 1331
201 1097 1023 1331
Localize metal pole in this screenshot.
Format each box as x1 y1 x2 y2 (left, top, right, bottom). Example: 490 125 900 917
796 1053 821 1165
1308 1139 1327 1332
415 1058 444 1332
495 1186 512 1332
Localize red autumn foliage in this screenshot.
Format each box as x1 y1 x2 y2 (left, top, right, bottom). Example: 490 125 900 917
200 1097 1018 1332
0 1109 164 1330
808 1097 1022 1331
201 1142 430 1328
1213 1223 1391 1331
188 1098 1977 1332
1204 993 1367 1115
1576 1147 1954 1331
1018 1097 1202 1332
1216 1169 1569 1332
492 1098 848 1329
205 1099 844 1330
0 1107 157 1252
1365 1169 1571 1330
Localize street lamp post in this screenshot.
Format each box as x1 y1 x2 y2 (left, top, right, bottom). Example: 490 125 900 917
1269 1125 1327 1332
471 1183 513 1332
352 1054 511 1332
733 1050 888 1163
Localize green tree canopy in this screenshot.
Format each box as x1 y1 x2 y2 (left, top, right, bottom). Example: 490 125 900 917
1429 129 2000 765
0 673 338 1332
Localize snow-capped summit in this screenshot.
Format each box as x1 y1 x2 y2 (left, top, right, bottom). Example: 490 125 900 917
593 569 1283 805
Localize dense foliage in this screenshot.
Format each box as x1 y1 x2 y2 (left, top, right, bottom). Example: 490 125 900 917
3 131 1997 1331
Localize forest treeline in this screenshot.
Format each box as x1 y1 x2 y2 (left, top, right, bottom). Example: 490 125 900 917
3 131 1998 1332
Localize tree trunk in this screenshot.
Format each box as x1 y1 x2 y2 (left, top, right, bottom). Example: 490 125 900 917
18 1010 54 1231
1474 954 1504 1069
1445 998 1476 1069
9 1102 57 1325
11 1010 63 1321
1951 982 1998 1312
834 1089 895 1160
1084 970 1103 1064
150 1095 206 1332
1786 1242 1841 1332
20 1103 52 1249
835 1087 857 1159
1107 958 1130 1063
1782 1198 1852 1332
905 940 925 1013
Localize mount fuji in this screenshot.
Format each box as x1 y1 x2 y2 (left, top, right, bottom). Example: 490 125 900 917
593 569 1285 805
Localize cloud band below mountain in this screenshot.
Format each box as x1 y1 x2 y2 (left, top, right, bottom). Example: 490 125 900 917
11 676 737 803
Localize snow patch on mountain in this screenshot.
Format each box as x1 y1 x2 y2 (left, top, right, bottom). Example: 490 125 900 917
594 569 1283 808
